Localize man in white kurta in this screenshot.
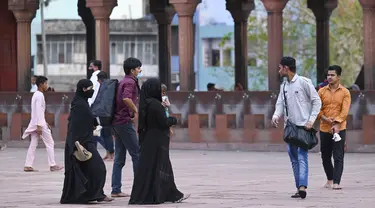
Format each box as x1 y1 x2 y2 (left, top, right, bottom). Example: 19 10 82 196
88 60 102 106
23 76 63 172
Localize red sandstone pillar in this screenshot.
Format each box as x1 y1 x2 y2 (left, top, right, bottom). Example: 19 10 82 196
261 0 288 90
9 0 39 92
170 0 201 91
308 0 337 84
359 0 375 90
226 0 255 91
150 3 176 90
86 0 117 77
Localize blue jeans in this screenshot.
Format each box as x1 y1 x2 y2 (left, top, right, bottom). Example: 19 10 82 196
287 144 308 189
93 127 114 153
111 123 140 194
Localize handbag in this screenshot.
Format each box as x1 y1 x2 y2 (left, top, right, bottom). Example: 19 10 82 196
73 141 92 162
282 82 318 150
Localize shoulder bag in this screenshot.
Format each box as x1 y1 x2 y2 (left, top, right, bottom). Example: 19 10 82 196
282 82 318 150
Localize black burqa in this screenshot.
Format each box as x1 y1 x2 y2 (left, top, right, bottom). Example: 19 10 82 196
60 79 107 204
129 78 184 205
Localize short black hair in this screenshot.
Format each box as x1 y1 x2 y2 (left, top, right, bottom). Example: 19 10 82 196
36 76 48 87
90 60 102 70
123 57 142 75
280 56 296 73
97 71 108 81
207 83 215 89
32 75 38 79
327 65 342 76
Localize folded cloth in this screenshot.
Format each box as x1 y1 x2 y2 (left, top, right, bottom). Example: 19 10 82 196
73 141 92 162
332 133 342 142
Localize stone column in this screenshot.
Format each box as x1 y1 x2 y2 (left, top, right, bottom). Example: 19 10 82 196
308 0 337 84
9 0 39 92
359 0 375 90
226 0 255 91
150 4 176 90
170 0 201 91
86 0 117 77
78 0 96 79
261 0 288 90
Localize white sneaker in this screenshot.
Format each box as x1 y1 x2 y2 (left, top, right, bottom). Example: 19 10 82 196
332 133 342 142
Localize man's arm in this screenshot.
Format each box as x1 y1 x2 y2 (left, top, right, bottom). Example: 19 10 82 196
35 95 45 126
122 82 138 113
305 79 322 123
273 89 284 119
335 89 351 123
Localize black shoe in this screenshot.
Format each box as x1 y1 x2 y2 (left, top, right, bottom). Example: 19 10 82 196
298 189 307 199
291 192 300 198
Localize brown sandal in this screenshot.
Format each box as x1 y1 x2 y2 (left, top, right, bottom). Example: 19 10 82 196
24 167 38 172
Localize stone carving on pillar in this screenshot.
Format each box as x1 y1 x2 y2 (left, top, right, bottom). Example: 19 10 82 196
226 0 255 91
170 0 201 91
261 0 288 91
308 0 337 85
86 0 117 77
359 0 375 90
150 1 176 90
9 0 39 92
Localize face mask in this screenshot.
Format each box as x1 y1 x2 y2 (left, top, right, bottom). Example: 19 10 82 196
85 89 94 98
137 72 142 78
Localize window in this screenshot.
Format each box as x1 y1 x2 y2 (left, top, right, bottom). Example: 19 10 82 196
37 43 43 64
223 48 232 66
66 43 72 63
58 43 65 63
211 49 220 67
144 42 152 65
110 42 117 64
152 43 157 65
137 43 143 61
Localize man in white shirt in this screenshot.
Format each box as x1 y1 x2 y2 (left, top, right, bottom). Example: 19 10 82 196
30 75 38 93
271 57 322 199
88 60 102 106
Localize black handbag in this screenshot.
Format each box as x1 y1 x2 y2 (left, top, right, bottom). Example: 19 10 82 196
282 82 318 150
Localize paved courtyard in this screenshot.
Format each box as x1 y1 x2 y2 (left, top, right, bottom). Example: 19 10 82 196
0 148 374 208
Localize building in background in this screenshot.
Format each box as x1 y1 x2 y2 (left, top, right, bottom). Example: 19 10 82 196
35 19 168 91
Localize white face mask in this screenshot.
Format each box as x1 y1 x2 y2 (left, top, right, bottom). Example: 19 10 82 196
136 72 142 78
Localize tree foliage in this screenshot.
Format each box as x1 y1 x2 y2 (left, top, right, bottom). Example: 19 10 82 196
213 0 363 90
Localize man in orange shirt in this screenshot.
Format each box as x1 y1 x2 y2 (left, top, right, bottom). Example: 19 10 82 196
317 65 351 190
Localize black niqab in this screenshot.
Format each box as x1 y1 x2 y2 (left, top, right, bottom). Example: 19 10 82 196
138 78 162 136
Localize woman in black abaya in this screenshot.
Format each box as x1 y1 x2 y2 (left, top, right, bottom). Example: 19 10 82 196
60 79 112 204
129 78 189 205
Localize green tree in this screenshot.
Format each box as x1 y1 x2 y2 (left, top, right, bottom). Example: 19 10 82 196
212 0 363 89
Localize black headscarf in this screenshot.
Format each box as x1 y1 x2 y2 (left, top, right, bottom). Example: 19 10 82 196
75 79 94 100
138 78 162 134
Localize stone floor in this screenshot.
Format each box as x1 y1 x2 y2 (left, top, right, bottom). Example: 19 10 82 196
0 148 374 208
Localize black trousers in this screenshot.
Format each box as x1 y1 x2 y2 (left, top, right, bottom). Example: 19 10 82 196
320 130 346 184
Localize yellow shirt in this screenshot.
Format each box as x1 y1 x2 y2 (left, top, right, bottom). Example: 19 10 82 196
317 84 351 132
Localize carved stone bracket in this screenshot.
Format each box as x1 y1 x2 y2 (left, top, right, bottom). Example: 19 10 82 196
170 0 201 17
261 0 288 12
226 0 255 22
307 0 338 21
8 0 39 22
86 0 117 20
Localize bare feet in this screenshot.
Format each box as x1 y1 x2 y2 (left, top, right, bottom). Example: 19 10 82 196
24 167 38 172
50 165 64 172
111 192 130 198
